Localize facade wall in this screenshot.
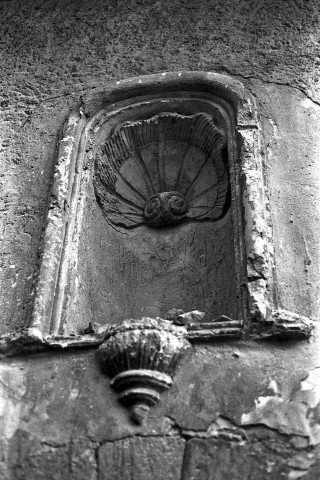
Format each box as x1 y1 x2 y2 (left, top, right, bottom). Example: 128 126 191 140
1 1 320 478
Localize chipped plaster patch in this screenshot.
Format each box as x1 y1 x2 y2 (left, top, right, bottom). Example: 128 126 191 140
268 379 279 394
0 365 26 439
300 368 320 407
289 471 308 479
301 98 317 109
241 368 320 445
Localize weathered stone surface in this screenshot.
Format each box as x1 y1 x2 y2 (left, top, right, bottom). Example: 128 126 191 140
303 459 320 480
0 331 318 477
75 193 238 331
9 431 98 480
0 331 318 443
99 436 185 480
1 350 182 445
252 80 320 321
165 329 320 433
9 430 70 480
181 438 308 479
241 366 320 445
70 437 98 480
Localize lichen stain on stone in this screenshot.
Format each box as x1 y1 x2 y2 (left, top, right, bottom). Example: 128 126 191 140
241 368 320 445
0 365 26 439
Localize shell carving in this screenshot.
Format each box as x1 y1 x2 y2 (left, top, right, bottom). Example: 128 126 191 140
94 113 229 228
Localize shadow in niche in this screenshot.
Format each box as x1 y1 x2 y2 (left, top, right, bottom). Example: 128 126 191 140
66 111 238 335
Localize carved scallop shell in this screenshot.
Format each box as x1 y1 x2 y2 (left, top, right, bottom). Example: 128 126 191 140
94 113 229 228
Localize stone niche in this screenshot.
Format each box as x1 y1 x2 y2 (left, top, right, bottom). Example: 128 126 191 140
92 109 234 327
25 72 312 345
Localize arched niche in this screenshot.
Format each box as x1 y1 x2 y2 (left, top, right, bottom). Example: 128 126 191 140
25 72 312 347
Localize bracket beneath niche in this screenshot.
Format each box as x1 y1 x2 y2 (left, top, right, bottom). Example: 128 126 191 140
3 71 312 356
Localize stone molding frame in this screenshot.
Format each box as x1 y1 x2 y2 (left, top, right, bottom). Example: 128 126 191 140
1 72 313 355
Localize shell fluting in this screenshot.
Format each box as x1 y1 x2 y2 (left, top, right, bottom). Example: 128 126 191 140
98 318 190 379
94 113 229 228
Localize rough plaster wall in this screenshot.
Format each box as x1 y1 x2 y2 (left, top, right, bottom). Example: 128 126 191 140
1 0 320 478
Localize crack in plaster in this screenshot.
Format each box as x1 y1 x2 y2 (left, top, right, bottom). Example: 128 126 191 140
15 89 92 134
225 70 320 109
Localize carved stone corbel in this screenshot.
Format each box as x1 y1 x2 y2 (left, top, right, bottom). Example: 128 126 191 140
98 318 190 424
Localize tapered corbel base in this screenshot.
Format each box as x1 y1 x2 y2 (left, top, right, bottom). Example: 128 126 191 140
98 318 190 424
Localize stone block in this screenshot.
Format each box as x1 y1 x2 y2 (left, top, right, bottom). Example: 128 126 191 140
98 436 185 480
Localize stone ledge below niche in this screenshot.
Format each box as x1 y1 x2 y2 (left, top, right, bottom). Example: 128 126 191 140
0 310 314 356
249 309 315 340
